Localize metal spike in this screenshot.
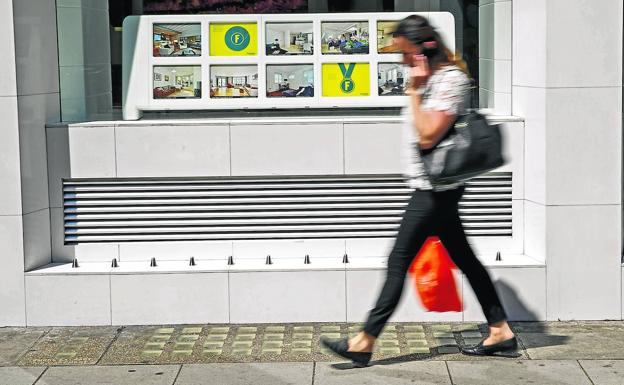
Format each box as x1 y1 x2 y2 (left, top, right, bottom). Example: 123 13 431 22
189 257 196 266
71 258 79 268
111 258 118 268
496 251 502 261
227 255 234 266
304 254 310 264
265 255 272 265
342 254 349 264
150 257 157 267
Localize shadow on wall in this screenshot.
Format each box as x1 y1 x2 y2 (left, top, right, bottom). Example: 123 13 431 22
495 279 539 321
496 278 570 351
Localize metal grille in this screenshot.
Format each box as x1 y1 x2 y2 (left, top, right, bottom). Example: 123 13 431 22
62 173 512 244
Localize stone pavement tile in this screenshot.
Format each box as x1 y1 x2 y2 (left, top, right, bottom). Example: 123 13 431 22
518 331 624 359
447 360 592 385
315 361 451 384
0 328 48 366
39 365 180 385
578 360 624 385
175 363 313 385
0 367 46 385
18 327 119 366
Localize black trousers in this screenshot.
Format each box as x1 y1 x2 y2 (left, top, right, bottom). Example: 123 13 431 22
363 186 507 338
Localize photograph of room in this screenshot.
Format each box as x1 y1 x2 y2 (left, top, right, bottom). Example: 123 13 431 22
153 24 202 56
266 64 314 97
210 66 259 98
153 66 202 99
321 21 369 54
378 63 406 96
265 22 313 55
377 21 400 53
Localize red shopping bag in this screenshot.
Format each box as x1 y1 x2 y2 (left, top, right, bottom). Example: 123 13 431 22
408 236 463 312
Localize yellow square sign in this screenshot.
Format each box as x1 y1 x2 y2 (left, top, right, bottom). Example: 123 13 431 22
210 23 258 56
322 63 370 97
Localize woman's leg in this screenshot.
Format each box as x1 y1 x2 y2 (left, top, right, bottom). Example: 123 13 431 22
349 189 438 352
435 190 514 344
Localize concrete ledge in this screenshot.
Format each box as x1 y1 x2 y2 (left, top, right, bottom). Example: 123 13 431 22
23 256 547 325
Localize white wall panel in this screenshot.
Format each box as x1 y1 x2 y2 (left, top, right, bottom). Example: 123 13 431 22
229 269 346 323
111 273 229 325
0 216 26 326
115 124 230 177
546 205 621 320
344 123 403 174
230 123 343 176
25 274 111 326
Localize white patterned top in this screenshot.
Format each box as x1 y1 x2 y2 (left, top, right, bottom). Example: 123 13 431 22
400 65 470 191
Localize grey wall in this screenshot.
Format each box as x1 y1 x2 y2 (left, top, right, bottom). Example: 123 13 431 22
513 0 623 320
0 0 60 326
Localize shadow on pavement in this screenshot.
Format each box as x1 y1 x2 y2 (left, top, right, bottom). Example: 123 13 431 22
496 279 570 351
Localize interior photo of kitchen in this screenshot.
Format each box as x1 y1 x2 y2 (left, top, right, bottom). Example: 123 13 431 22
378 63 406 96
153 23 202 56
321 21 369 54
152 66 202 98
210 65 259 97
377 21 400 53
266 64 314 97
265 22 313 55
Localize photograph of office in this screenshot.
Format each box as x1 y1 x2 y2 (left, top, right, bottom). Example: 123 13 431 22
265 22 313 55
266 64 314 97
377 21 399 53
153 66 202 98
321 21 369 54
153 24 202 56
378 63 406 96
210 65 259 97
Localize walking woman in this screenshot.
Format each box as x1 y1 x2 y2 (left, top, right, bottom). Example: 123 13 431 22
321 15 517 367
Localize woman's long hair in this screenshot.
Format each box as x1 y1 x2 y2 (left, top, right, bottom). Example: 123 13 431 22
393 14 468 74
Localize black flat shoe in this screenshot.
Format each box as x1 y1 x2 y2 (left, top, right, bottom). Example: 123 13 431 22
320 337 372 368
461 336 518 356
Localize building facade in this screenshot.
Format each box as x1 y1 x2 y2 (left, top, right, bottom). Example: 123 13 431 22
0 0 622 326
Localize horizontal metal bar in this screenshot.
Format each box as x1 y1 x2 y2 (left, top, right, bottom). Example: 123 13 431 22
65 228 512 242
63 186 511 199
64 215 512 228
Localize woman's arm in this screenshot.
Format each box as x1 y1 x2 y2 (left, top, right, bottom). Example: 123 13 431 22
407 91 456 149
407 55 458 149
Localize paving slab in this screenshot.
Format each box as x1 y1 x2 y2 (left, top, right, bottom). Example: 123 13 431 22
578 360 624 385
518 331 624 359
17 327 118 366
0 328 48 365
447 360 592 385
315 361 451 385
174 363 313 385
0 367 46 385
39 365 180 385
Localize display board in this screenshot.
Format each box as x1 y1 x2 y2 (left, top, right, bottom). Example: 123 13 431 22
122 12 455 120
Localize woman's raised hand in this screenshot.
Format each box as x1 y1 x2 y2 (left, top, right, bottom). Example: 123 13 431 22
408 54 431 90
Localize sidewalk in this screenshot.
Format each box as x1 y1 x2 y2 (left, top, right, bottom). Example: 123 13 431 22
1 321 623 384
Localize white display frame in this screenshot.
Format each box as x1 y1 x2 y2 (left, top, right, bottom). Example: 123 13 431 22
122 12 455 120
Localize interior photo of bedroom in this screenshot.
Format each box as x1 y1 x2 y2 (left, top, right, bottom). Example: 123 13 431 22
210 65 259 98
153 66 202 98
321 21 369 54
378 63 406 96
266 64 314 97
377 21 400 53
265 22 313 55
153 23 202 56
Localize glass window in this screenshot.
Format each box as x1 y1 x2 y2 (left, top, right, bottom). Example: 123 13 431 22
93 0 479 118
